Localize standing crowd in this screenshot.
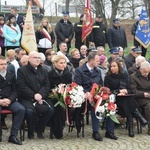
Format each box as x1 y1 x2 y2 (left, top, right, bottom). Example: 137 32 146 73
0 8 150 145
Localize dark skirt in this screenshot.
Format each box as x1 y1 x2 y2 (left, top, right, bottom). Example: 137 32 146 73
50 99 66 139
116 96 138 117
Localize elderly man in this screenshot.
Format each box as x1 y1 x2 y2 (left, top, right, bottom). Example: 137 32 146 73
97 46 105 56
130 61 150 135
0 55 25 145
17 51 54 139
74 51 118 141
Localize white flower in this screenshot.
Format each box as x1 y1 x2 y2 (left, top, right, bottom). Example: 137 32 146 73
97 105 105 113
110 111 116 115
109 94 116 102
104 103 108 107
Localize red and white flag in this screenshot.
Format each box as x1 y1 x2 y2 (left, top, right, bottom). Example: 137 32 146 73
82 0 93 42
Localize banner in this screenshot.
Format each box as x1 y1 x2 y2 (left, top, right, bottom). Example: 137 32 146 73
82 0 93 42
21 3 37 53
135 5 150 48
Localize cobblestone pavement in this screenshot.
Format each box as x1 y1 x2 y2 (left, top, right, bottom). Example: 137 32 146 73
0 119 150 150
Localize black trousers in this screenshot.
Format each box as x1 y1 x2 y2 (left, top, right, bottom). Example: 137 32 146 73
0 101 25 136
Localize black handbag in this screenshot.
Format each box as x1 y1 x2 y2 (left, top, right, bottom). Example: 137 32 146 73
33 100 51 114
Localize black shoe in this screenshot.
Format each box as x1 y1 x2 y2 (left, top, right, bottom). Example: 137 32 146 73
37 132 45 139
0 136 2 142
8 135 22 145
134 109 148 126
105 132 118 140
128 125 134 137
92 132 103 141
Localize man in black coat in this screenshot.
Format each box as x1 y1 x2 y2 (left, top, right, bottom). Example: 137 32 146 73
11 7 24 32
55 11 74 52
17 51 54 139
74 51 118 141
107 19 127 49
90 14 107 48
74 14 89 50
0 55 25 145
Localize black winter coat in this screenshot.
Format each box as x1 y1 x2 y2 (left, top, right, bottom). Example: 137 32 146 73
55 19 74 49
48 67 72 139
17 63 50 110
35 29 55 46
0 71 17 101
104 73 138 117
107 25 127 49
74 21 89 50
90 21 107 47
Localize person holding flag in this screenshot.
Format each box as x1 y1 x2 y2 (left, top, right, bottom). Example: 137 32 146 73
21 2 37 53
132 5 150 57
82 0 93 48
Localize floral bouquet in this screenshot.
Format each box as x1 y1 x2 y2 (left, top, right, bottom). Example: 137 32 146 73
90 83 119 124
49 83 66 108
65 82 85 108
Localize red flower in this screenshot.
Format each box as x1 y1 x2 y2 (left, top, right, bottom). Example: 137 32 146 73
70 82 77 88
101 93 109 100
108 102 117 111
65 96 71 105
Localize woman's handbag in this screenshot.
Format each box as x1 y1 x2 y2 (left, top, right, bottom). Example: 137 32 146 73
33 100 51 114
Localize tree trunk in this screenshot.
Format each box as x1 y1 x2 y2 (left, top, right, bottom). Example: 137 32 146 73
65 0 70 12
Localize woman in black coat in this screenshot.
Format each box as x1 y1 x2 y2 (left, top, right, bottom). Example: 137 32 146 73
36 18 55 54
104 59 147 137
49 54 72 139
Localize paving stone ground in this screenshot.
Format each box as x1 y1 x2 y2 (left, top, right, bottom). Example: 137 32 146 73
0 118 150 150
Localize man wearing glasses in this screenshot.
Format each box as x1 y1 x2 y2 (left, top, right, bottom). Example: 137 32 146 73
17 51 54 139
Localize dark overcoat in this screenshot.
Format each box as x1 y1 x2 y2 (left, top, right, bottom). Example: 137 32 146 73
104 73 137 117
74 21 89 50
55 19 74 49
107 25 127 49
74 63 102 92
0 71 17 101
17 63 50 110
90 21 107 47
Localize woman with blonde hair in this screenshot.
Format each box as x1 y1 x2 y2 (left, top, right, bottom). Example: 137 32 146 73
36 18 55 54
70 48 81 68
49 54 72 139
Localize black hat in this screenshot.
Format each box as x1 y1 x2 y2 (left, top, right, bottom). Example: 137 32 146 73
62 11 69 16
113 18 120 23
8 14 16 21
109 47 120 54
96 14 102 18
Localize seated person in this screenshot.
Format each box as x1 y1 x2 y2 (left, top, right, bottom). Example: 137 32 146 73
17 51 54 139
70 48 81 68
130 61 150 135
104 59 147 137
48 54 72 139
0 55 25 145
